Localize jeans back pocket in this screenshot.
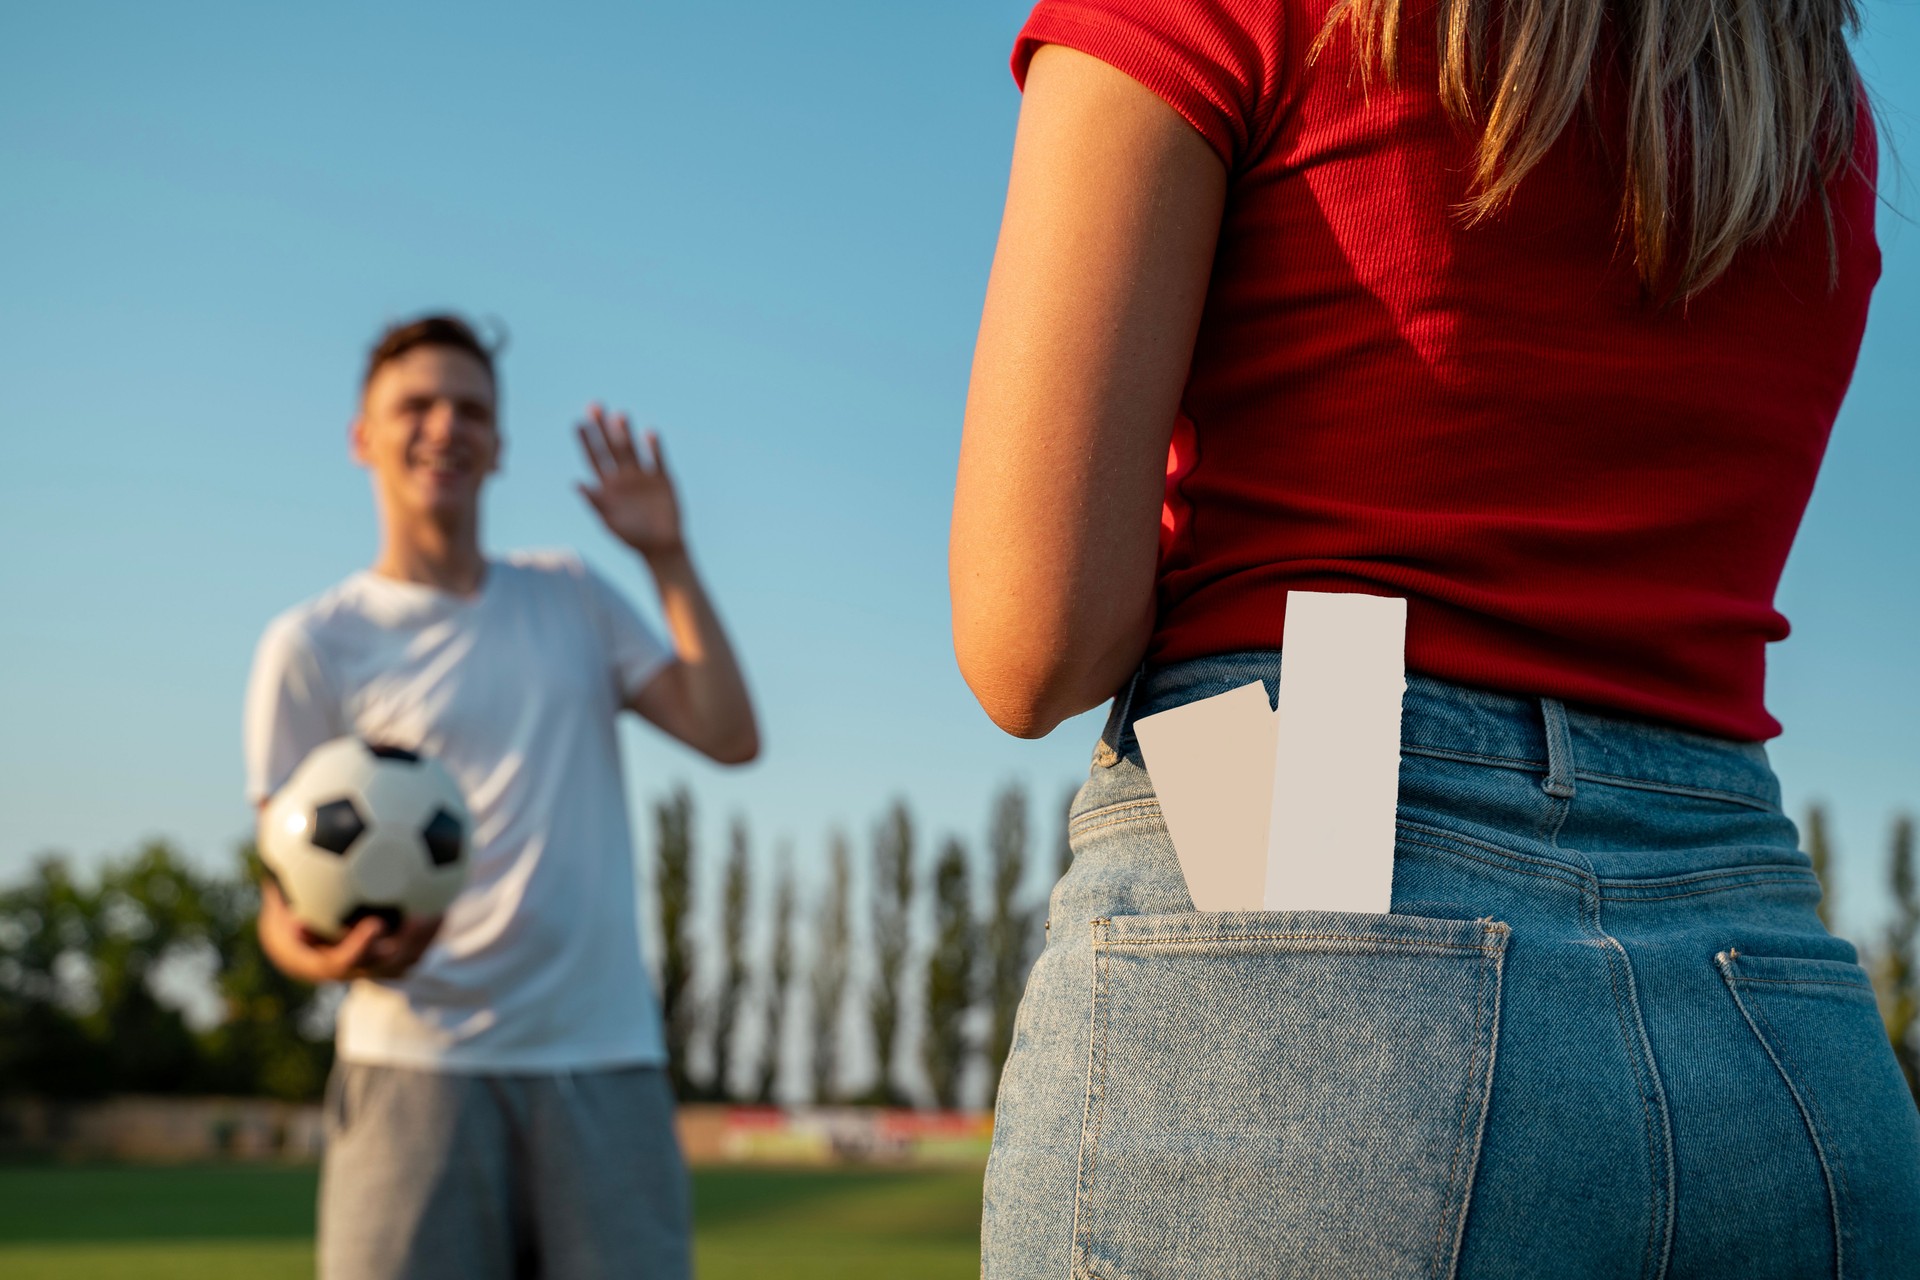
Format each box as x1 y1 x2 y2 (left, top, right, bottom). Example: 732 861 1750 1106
1717 950 1920 1276
1072 909 1509 1280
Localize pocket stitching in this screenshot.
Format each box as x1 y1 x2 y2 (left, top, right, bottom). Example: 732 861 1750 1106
1428 925 1507 1280
1589 924 1673 1280
1602 876 1818 903
1106 934 1495 953
1734 975 1871 991
1570 769 1778 812
1749 998 1856 1262
1719 956 1849 1275
1398 821 1815 903
1394 824 1590 893
1075 917 1508 1279
1069 801 1162 837
1072 919 1113 1280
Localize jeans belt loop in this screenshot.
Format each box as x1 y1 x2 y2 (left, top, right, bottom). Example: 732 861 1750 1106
1093 663 1147 769
1540 697 1578 799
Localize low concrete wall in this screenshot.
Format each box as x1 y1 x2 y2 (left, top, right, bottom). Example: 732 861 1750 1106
679 1105 993 1166
0 1097 992 1167
0 1095 326 1162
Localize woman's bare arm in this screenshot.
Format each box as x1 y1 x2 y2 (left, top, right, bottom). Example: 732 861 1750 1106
950 44 1227 738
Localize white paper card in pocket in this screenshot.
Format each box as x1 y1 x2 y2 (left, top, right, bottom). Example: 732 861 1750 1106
1265 591 1407 913
1133 680 1276 912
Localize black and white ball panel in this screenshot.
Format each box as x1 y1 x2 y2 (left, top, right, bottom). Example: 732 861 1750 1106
310 798 367 856
260 736 471 939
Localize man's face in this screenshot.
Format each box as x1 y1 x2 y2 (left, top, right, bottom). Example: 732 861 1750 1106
352 345 500 524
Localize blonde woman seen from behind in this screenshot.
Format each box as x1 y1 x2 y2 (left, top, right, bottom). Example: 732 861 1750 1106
953 0 1912 1275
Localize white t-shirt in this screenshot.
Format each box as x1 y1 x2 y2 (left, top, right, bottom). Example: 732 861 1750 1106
243 550 673 1073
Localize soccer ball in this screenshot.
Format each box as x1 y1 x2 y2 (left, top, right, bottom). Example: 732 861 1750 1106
260 737 471 939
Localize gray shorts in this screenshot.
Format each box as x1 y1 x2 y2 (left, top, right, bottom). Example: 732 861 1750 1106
318 1061 691 1280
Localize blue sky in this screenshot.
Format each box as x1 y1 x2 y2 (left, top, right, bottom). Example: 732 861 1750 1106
2 0 1916 952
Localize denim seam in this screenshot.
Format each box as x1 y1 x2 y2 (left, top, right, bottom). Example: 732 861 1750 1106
1541 698 1578 800
1394 824 1591 894
1568 771 1778 811
1400 746 1777 810
1540 791 1572 846
1071 922 1112 1280
1461 928 1509 1274
1719 956 1847 1276
1396 823 1812 902
1104 935 1498 954
1589 899 1658 1280
1069 811 1165 840
1086 812 1798 906
1597 865 1815 891
1603 876 1818 903
1748 998 1854 1277
1729 975 1872 992
1068 800 1162 834
1584 878 1676 1280
1402 744 1543 772
1430 923 1506 1280
1430 949 1485 1280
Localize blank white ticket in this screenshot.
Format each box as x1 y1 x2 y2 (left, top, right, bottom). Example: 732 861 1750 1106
1264 591 1407 913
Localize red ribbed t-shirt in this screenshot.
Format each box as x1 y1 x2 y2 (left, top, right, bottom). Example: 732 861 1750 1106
1012 0 1879 740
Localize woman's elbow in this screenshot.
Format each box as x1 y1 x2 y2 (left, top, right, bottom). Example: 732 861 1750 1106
704 719 761 766
969 676 1069 739
955 642 1080 740
955 608 1149 739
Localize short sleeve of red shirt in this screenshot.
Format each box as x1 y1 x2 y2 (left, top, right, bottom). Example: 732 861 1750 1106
1011 0 1288 168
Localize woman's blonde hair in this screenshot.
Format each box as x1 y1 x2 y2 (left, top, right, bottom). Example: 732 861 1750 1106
1316 0 1867 296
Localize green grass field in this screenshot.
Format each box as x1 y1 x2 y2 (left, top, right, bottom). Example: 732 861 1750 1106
0 1162 984 1279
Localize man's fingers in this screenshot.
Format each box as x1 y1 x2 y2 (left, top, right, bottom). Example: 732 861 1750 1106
587 402 618 459
398 914 445 948
330 917 387 973
645 430 669 479
353 916 441 979
576 423 614 479
606 413 646 472
356 941 404 976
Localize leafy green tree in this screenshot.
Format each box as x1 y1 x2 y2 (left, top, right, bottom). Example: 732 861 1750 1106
867 800 915 1105
89 842 216 1092
0 842 326 1098
1804 803 1835 929
984 783 1036 1105
809 830 853 1104
1880 814 1919 1101
0 845 214 1096
655 786 699 1100
923 836 977 1109
754 844 796 1105
710 816 752 1101
0 855 111 1097
199 844 334 1101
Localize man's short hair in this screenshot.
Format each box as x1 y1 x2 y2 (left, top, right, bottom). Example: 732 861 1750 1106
362 314 501 396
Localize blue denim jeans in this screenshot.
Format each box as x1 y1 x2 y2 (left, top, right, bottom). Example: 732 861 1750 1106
981 652 1920 1279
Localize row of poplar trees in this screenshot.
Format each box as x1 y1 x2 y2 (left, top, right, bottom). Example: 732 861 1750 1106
651 796 1920 1111
650 781 1068 1109
2 798 1917 1108
1805 804 1920 1095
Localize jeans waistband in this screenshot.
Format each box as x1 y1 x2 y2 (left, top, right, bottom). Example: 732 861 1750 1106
1104 649 1781 814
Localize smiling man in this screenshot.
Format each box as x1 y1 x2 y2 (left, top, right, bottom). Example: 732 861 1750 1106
243 314 756 1279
